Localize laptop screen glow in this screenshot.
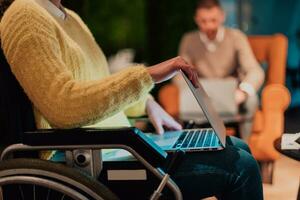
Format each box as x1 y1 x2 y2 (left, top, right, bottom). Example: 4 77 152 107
181 71 227 147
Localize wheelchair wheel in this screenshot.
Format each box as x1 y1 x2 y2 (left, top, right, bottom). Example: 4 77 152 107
0 158 119 200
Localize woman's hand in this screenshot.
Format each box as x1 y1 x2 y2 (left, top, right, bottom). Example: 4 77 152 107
148 56 200 88
146 98 182 134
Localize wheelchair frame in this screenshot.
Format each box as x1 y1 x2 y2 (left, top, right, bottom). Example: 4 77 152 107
0 128 183 200
0 42 184 200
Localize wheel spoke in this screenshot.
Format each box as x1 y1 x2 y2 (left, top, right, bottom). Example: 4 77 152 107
0 186 3 200
0 163 97 200
33 185 35 200
46 188 51 200
18 185 25 200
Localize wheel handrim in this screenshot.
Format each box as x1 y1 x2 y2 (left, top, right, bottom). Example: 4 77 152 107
0 176 88 200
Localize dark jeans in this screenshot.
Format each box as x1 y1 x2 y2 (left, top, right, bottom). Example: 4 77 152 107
51 136 262 200
172 136 263 200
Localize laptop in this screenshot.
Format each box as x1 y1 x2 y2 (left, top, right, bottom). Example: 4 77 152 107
179 78 238 119
146 71 227 152
200 78 238 114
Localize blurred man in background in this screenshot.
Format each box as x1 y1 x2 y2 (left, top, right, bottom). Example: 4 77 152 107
176 0 265 140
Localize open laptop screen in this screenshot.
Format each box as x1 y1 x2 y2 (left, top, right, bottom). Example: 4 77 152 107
181 71 227 147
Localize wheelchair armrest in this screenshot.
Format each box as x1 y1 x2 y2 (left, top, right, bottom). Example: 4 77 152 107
23 127 168 167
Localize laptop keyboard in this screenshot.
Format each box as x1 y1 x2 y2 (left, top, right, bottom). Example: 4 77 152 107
172 129 219 149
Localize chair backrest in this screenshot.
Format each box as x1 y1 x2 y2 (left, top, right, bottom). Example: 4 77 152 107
0 47 36 145
248 34 288 86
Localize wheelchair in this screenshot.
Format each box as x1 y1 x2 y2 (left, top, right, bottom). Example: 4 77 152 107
0 47 185 200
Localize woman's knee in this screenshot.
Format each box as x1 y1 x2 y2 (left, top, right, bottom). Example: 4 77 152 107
226 136 251 154
236 149 262 190
237 148 259 175
224 147 263 199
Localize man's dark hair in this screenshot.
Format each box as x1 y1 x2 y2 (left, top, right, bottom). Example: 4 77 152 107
196 0 222 10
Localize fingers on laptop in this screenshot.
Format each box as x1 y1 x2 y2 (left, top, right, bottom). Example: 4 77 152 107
152 116 182 135
163 117 182 131
176 58 199 88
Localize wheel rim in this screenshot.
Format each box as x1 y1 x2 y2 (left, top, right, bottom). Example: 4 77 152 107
0 176 88 200
0 168 106 200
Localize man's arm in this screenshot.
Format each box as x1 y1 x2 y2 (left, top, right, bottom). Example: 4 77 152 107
235 30 265 94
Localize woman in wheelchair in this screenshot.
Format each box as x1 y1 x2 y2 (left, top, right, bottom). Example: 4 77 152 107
0 0 263 199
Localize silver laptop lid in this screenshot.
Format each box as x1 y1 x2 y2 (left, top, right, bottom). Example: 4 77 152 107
181 71 226 147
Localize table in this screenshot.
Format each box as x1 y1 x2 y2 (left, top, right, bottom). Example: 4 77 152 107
274 138 300 161
274 137 300 200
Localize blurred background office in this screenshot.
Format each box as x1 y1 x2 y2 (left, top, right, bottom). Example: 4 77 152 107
62 0 300 199
63 0 300 109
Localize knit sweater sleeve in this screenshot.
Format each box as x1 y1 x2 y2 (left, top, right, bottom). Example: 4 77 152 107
1 3 154 128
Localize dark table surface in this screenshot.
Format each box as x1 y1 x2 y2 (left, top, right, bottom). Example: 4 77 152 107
274 138 300 161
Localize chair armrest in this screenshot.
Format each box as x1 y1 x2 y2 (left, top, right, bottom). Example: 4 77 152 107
249 84 291 160
261 84 291 111
252 111 264 133
23 127 168 167
252 84 291 133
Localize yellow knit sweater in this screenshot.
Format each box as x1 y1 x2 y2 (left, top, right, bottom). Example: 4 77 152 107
0 0 153 136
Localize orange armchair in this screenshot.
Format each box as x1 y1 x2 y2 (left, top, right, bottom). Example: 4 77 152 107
247 35 290 161
158 34 291 173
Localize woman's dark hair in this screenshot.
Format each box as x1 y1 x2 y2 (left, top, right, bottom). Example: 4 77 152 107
0 0 14 18
196 0 221 10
